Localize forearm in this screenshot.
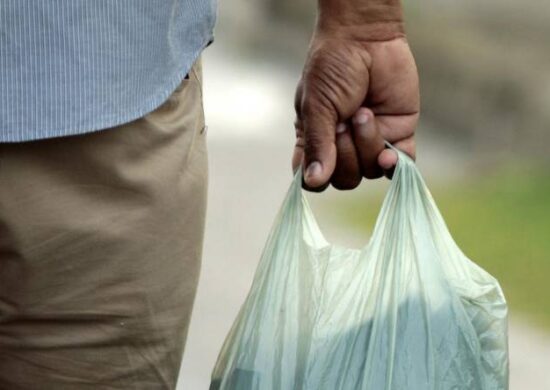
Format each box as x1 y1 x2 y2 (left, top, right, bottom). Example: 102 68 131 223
317 0 405 41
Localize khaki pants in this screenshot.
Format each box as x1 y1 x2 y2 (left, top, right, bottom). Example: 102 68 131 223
0 60 207 389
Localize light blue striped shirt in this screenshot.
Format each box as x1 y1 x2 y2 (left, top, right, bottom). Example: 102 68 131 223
0 0 216 142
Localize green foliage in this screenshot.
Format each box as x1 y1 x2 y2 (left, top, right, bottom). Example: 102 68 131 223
335 169 550 329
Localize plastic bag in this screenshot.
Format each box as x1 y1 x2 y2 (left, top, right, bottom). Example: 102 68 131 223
210 148 509 390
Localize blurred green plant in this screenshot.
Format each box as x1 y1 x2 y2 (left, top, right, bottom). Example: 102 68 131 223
335 168 550 329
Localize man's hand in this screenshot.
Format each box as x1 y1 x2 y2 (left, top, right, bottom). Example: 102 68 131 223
292 0 420 191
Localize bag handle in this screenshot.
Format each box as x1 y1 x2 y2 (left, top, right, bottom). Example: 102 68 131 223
285 143 422 250
291 142 415 192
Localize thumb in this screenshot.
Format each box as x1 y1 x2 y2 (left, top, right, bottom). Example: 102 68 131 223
301 100 337 190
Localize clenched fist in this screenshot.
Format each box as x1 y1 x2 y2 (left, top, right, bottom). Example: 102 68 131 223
293 1 420 191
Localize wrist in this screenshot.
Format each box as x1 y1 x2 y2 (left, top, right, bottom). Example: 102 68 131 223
317 0 405 41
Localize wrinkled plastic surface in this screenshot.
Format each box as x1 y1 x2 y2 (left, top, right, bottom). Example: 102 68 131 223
211 150 509 390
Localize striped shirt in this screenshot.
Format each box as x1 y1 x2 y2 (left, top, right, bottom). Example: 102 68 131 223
0 0 216 142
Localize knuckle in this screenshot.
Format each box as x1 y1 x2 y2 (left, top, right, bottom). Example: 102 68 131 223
395 137 416 160
303 140 325 159
363 168 383 180
331 175 361 191
294 80 304 116
302 126 333 156
302 43 369 117
300 96 333 121
294 119 304 137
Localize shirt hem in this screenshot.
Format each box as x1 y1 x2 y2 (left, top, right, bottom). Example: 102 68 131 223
0 35 213 144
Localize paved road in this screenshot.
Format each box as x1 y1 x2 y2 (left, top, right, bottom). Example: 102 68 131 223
177 49 550 390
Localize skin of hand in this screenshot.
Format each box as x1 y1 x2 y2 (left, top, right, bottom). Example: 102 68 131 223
292 0 420 191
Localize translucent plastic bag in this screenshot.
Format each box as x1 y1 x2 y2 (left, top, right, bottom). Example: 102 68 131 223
211 149 509 390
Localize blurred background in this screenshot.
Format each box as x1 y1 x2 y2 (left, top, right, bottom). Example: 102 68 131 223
179 0 550 388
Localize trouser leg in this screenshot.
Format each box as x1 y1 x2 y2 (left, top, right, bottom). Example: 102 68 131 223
0 60 207 389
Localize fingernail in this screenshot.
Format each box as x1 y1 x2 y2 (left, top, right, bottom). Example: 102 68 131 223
354 113 369 125
306 161 322 181
336 123 346 134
